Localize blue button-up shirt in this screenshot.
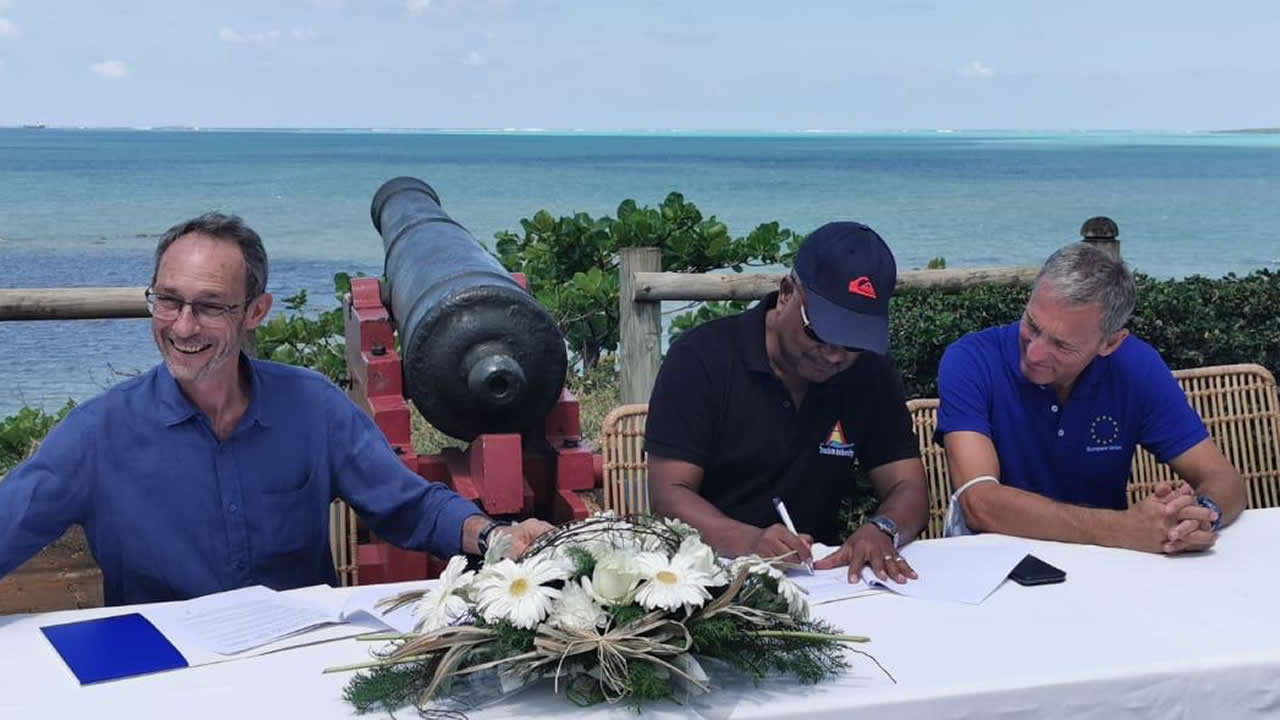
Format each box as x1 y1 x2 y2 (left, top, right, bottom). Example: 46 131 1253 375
935 322 1208 509
0 355 482 606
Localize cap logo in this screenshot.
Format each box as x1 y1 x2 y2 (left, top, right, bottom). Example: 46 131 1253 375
848 276 877 299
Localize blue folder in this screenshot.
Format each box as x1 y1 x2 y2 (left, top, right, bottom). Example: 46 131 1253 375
40 612 189 684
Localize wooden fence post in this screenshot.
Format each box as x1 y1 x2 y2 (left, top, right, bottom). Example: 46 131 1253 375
1080 216 1121 261
619 247 662 404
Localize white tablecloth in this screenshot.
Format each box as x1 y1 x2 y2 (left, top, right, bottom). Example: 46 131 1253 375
5 508 1280 719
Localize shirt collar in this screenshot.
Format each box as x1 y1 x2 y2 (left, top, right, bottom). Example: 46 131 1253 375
155 352 271 429
738 291 779 375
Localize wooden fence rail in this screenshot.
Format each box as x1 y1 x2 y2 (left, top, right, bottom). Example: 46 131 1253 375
0 287 149 321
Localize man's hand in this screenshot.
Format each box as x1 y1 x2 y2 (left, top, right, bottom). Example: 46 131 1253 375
813 524 917 584
1151 482 1218 552
747 523 813 564
503 518 555 558
1126 482 1217 554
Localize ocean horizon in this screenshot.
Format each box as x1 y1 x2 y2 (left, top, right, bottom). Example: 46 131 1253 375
2 128 1278 416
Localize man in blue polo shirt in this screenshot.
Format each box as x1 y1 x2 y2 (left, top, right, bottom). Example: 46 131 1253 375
935 242 1246 553
647 222 929 584
0 212 550 605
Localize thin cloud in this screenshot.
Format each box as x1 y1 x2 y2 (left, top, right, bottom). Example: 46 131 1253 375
290 27 308 40
406 0 430 15
90 60 128 79
0 17 20 38
218 27 284 44
958 60 994 78
0 1 12 11
464 50 486 66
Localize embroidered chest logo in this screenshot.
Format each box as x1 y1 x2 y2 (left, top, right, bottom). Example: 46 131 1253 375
818 420 856 458
1086 414 1123 453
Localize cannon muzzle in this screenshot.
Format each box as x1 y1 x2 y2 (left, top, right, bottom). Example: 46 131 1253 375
371 177 567 441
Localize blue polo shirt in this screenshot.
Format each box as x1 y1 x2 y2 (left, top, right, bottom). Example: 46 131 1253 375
935 322 1208 509
0 355 482 606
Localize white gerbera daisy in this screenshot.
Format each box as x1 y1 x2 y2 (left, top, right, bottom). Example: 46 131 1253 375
633 549 717 613
411 555 475 632
550 578 608 632
473 556 566 629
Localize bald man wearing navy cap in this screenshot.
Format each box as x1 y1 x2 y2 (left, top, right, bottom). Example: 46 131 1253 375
645 222 929 584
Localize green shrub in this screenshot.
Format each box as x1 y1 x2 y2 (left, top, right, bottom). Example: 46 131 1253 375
1 401 75 476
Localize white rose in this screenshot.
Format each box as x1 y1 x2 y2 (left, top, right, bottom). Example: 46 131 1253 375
588 552 641 603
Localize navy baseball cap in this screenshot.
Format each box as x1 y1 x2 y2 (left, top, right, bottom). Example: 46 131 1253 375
793 221 897 355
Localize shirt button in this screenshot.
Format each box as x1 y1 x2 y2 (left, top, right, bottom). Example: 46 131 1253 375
1051 405 1059 413
228 503 239 513
783 401 791 408
1057 429 1065 437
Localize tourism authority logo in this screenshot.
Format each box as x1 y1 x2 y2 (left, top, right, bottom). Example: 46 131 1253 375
818 420 856 458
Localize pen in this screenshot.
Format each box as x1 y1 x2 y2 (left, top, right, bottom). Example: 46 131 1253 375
771 496 814 575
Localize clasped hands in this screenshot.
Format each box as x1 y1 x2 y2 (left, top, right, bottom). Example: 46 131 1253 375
1129 481 1219 554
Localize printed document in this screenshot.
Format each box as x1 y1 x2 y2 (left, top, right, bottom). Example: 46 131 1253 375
791 538 1029 605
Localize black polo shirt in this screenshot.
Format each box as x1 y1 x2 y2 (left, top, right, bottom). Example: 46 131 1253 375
644 292 918 545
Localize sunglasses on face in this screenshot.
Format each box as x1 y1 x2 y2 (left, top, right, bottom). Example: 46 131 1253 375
798 295 862 353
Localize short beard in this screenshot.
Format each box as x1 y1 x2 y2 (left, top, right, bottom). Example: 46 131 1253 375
159 323 245 385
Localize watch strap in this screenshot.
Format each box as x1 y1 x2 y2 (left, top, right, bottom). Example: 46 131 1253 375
1195 495 1224 531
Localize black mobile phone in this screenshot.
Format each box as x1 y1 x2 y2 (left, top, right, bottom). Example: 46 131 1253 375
1009 554 1066 586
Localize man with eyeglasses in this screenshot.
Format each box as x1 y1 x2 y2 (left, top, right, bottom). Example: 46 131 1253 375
935 242 1246 553
645 222 929 584
0 212 551 606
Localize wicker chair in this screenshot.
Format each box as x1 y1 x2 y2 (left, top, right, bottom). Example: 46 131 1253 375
600 403 652 515
329 499 359 587
906 399 950 539
1127 363 1280 508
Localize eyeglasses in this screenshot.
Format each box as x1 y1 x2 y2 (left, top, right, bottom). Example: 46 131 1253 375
145 289 246 325
798 295 862 353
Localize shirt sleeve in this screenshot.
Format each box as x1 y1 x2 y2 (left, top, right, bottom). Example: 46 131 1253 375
643 333 718 467
1134 347 1210 463
329 392 482 557
0 407 93 579
854 356 920 470
935 338 994 444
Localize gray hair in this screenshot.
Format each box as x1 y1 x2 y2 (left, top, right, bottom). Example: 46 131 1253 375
152 212 269 299
1031 242 1136 336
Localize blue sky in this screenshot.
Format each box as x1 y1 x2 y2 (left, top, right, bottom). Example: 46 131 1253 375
0 0 1276 130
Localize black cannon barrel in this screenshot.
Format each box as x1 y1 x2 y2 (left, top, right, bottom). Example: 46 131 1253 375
371 177 568 441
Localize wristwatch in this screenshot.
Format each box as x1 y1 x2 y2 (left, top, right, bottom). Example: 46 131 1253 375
865 514 901 549
476 519 512 556
1195 495 1224 531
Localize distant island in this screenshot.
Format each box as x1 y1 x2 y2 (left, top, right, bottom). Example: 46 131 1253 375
1213 128 1280 134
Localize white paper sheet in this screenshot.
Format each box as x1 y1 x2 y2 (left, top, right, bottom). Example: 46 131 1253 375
143 585 342 656
339 582 434 634
793 540 1029 606
861 540 1029 605
787 544 879 605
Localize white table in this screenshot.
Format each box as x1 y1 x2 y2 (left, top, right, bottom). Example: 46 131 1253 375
6 509 1280 719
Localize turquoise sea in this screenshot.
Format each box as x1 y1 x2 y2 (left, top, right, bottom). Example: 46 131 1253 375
2 128 1278 416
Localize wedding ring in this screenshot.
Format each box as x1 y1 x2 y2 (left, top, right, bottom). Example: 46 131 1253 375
894 556 904 562
883 554 894 561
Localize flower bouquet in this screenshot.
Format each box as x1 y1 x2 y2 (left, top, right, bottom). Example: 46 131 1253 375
331 513 879 714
